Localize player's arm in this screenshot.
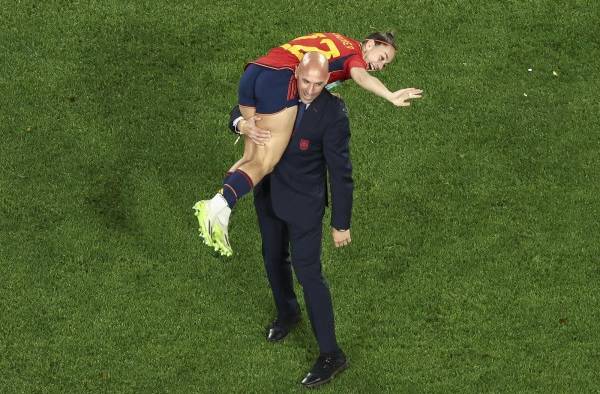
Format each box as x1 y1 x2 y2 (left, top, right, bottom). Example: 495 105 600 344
350 67 423 107
350 67 393 100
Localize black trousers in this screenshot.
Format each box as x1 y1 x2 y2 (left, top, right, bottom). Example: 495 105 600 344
254 188 339 354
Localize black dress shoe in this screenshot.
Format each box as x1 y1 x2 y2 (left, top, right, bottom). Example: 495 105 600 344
301 350 348 388
266 314 301 342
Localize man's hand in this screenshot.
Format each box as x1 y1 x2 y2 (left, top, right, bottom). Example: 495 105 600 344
331 228 351 248
388 88 423 107
239 116 271 146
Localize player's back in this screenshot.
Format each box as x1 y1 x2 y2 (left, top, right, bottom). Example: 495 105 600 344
252 33 367 83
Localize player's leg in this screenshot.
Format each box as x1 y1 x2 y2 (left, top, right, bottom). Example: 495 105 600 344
195 65 297 256
210 105 296 256
213 66 297 256
231 63 297 187
236 107 296 184
193 65 264 252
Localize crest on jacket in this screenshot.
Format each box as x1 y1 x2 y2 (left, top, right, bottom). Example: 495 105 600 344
299 138 310 151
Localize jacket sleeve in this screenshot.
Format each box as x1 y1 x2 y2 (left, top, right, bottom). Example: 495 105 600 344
323 99 353 230
228 105 243 134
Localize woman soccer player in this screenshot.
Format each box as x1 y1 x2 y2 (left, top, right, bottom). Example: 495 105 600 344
194 32 422 256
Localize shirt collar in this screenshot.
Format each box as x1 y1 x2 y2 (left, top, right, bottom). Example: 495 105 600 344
299 100 310 109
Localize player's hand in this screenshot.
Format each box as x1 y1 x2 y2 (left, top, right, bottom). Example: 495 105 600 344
388 88 423 107
331 228 351 248
239 116 271 146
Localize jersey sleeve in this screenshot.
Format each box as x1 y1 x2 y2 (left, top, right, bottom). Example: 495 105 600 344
343 54 367 76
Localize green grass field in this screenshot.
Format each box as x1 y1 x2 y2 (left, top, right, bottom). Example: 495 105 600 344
2 0 600 392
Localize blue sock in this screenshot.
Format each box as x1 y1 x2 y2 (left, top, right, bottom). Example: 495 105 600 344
222 169 253 208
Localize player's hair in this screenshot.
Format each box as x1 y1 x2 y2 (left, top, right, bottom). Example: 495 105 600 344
364 32 396 50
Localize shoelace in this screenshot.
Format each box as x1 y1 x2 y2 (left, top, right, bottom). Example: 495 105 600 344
318 355 335 367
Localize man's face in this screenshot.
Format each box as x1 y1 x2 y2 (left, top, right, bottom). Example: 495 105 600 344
295 66 329 104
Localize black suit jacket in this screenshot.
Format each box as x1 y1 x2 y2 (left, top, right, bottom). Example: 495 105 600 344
229 90 353 230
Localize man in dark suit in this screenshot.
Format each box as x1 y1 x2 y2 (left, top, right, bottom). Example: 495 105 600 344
229 52 352 388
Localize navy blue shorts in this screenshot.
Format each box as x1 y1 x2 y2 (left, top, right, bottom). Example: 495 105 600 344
238 64 298 114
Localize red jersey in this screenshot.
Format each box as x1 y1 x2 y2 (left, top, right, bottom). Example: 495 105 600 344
251 32 367 84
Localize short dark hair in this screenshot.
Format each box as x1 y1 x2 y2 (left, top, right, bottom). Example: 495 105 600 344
364 32 396 50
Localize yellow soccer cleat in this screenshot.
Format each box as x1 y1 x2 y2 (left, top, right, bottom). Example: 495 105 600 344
211 217 233 257
192 200 213 247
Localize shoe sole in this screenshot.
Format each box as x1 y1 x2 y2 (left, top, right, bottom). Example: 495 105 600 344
211 223 233 257
302 360 349 389
266 330 289 342
192 200 213 247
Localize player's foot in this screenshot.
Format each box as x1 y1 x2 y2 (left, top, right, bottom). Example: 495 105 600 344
211 206 232 257
192 200 213 247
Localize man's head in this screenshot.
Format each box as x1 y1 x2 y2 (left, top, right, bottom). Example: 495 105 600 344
295 52 329 104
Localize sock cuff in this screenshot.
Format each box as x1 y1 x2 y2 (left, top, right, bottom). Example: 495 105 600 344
235 169 254 188
222 184 238 200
